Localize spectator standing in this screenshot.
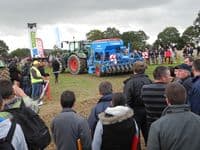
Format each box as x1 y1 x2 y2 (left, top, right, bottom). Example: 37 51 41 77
164 48 171 64
92 92 139 150
0 80 39 113
174 64 193 101
21 61 32 97
147 82 200 150
8 60 21 86
38 60 49 77
184 56 194 69
0 94 28 150
197 46 200 56
124 61 152 144
30 60 44 100
188 59 200 115
51 90 91 150
141 66 171 136
52 58 62 83
88 81 113 137
159 47 165 64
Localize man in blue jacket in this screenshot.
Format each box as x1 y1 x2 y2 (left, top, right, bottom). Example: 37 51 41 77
188 59 200 115
88 81 113 137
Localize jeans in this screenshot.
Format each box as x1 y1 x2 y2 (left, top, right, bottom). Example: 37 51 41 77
32 83 42 100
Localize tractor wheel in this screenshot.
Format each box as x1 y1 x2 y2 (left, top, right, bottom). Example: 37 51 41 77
95 66 103 77
67 55 86 75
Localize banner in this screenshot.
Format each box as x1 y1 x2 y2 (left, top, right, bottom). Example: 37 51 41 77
36 38 45 58
28 23 39 58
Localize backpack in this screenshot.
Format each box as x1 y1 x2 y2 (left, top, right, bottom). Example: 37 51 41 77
0 121 16 150
5 100 51 150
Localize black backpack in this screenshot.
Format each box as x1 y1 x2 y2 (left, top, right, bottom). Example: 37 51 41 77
0 120 16 150
5 100 51 150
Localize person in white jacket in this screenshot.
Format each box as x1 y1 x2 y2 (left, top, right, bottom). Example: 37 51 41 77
92 92 139 150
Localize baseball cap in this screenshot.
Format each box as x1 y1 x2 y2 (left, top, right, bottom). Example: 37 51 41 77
175 63 191 72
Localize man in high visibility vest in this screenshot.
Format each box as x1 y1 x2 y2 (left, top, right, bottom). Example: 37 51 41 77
30 60 44 101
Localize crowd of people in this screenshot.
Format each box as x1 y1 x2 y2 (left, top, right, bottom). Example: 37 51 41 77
0 54 200 150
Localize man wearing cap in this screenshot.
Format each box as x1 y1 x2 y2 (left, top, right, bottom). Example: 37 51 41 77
124 61 152 145
175 63 193 101
30 60 44 101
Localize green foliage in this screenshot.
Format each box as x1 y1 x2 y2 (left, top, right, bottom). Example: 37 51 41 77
0 40 9 56
121 30 149 50
182 26 200 45
9 48 31 58
103 27 121 39
155 27 181 48
86 29 104 41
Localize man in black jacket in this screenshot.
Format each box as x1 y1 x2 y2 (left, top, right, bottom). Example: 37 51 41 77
124 61 152 144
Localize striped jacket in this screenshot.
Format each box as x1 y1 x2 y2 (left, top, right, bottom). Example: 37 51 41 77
141 82 168 132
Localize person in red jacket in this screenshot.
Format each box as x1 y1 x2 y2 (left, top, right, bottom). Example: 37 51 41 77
164 47 171 64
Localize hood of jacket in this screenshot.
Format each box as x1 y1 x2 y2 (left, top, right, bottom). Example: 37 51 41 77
98 106 133 125
97 94 112 103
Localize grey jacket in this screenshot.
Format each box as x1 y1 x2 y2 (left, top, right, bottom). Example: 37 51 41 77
51 108 91 150
147 104 200 150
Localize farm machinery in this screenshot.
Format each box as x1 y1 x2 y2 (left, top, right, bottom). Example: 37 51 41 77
61 38 143 76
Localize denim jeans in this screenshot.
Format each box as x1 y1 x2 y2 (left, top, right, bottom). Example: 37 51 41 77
32 83 42 100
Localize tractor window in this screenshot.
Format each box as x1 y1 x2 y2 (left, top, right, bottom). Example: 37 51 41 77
69 42 80 51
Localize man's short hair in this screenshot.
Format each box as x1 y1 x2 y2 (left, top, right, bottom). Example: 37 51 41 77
112 92 126 107
193 59 200 72
0 80 13 99
165 82 186 105
60 90 76 108
133 61 147 74
99 81 112 95
153 66 169 80
184 56 194 62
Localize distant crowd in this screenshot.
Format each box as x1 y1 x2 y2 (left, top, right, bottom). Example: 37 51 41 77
0 54 200 150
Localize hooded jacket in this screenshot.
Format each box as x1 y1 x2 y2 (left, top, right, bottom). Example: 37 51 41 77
92 106 139 150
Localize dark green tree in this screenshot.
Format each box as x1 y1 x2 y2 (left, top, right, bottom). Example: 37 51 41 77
0 40 9 56
121 30 149 50
9 48 31 58
86 29 104 41
156 27 181 47
103 27 121 39
181 26 199 46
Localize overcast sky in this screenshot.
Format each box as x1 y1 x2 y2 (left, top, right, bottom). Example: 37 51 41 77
0 0 199 50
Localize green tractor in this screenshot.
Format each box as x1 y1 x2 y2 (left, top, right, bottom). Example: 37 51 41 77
61 40 91 74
